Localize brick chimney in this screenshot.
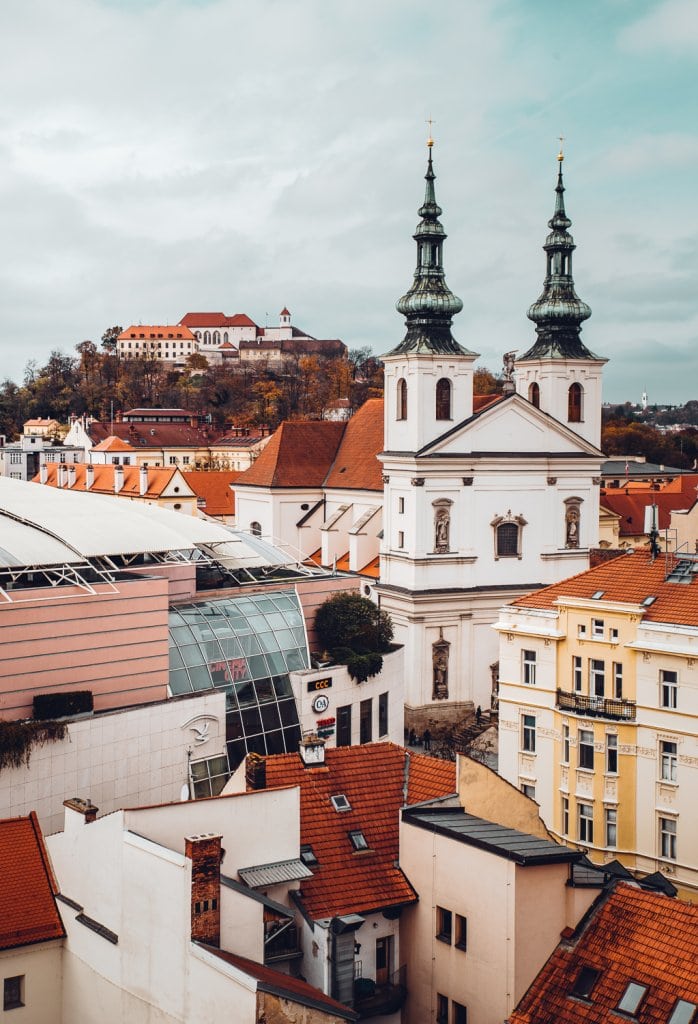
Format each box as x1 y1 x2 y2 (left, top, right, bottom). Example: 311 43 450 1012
114 464 124 494
245 752 267 790
63 797 98 824
185 833 222 946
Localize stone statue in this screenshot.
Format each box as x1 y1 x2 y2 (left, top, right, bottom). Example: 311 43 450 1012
432 630 450 700
565 504 580 548
434 508 450 553
502 350 516 380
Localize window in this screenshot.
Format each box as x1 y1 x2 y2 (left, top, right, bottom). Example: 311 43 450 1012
455 914 467 951
359 698 373 744
300 844 318 866
573 656 583 692
189 753 230 797
453 1002 467 1024
378 692 389 737
610 627 619 642
661 669 678 709
562 796 569 836
606 734 618 774
522 714 536 753
605 806 617 848
617 982 648 1015
613 662 623 699
661 740 678 782
579 729 594 770
330 793 352 812
590 659 605 697
437 994 449 1024
398 531 405 549
3 976 24 1010
436 907 452 943
568 382 583 422
578 802 594 844
522 650 537 685
660 816 677 860
562 724 570 764
397 378 407 420
521 783 536 799
349 829 369 851
578 624 587 638
169 455 178 465
570 965 600 999
436 378 452 420
337 704 351 746
669 1001 698 1024
529 381 540 408
398 497 405 514
592 618 604 638
496 521 519 557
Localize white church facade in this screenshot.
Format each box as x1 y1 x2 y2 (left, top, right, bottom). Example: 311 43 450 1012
377 143 607 731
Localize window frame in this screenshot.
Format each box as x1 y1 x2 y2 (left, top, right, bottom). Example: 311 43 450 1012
578 729 594 770
396 378 407 421
590 659 605 697
605 806 617 848
578 802 594 844
522 649 537 686
568 382 583 423
3 976 24 1011
454 913 467 952
378 691 389 737
562 724 570 764
573 656 583 692
435 377 452 421
617 982 649 1016
592 618 604 639
613 661 623 699
436 906 453 944
436 994 449 1024
359 698 373 744
659 816 677 860
521 713 536 753
453 1001 467 1024
660 669 678 709
606 734 618 775
660 740 678 783
562 795 569 836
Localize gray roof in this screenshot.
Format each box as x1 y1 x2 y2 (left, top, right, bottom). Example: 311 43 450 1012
602 459 684 478
238 858 313 888
402 808 581 866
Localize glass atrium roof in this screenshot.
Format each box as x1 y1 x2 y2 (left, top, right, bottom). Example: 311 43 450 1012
168 588 308 768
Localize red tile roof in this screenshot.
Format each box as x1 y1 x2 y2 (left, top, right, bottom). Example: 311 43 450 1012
87 421 219 448
659 472 698 498
235 421 346 488
186 471 239 516
509 883 698 1024
91 435 135 453
359 556 380 579
324 399 384 491
254 743 456 919
473 394 503 413
179 312 258 328
201 945 357 1019
119 325 195 340
35 463 190 501
512 550 698 627
600 490 693 536
0 813 65 950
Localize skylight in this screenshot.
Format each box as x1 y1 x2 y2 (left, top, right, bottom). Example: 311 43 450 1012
617 982 648 1015
591 590 605 600
570 966 601 1000
641 595 657 607
300 844 318 867
669 1001 697 1024
348 829 368 851
330 794 351 812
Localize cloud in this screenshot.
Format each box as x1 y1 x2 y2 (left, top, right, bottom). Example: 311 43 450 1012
619 0 698 54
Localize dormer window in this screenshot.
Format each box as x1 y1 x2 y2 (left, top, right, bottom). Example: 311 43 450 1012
330 794 351 812
348 829 368 851
397 378 407 421
436 378 452 420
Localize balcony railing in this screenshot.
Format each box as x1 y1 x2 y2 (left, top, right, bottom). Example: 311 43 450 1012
264 923 302 963
556 689 636 721
353 966 407 1019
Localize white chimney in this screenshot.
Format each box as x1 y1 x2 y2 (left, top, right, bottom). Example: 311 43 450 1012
299 733 326 768
114 464 124 494
139 465 148 497
39 464 48 485
67 465 76 488
85 465 94 490
58 464 68 488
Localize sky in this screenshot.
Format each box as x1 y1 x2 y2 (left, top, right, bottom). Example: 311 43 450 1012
1 0 697 404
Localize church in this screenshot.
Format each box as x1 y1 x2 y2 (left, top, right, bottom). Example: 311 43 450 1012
377 139 607 732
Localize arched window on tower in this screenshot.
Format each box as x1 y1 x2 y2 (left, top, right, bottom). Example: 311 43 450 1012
397 378 407 421
568 383 583 423
436 378 452 420
529 382 540 408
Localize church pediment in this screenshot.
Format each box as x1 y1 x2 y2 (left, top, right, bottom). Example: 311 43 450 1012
419 394 603 458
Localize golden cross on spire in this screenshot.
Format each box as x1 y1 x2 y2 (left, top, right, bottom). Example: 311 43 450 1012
426 116 435 148
557 134 565 162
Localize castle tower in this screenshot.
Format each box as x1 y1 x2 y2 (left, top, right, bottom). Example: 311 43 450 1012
514 151 606 447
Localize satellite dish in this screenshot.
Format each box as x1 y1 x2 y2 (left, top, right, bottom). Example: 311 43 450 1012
179 783 191 802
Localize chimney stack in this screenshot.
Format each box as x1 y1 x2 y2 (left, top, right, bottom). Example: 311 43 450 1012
245 752 267 790
67 465 76 488
299 733 326 768
40 464 48 485
185 834 222 946
114 464 124 494
85 464 94 490
139 465 148 496
63 797 98 824
58 464 68 488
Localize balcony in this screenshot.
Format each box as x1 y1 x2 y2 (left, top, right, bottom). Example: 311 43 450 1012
264 922 302 964
556 689 636 721
353 966 407 1019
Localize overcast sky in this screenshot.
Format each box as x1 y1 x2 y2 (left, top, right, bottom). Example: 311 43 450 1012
1 0 697 404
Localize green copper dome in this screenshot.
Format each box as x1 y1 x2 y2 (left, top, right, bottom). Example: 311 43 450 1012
521 160 599 361
386 148 474 357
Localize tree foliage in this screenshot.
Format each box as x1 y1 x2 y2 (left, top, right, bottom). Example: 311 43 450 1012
315 592 393 657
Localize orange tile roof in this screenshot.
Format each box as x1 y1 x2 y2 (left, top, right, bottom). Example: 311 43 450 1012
600 490 692 536
324 399 384 491
255 743 456 919
0 813 65 950
91 435 135 453
659 472 698 498
512 550 698 627
509 883 698 1024
186 471 239 516
119 324 195 340
235 421 346 488
35 463 186 501
473 394 503 413
359 556 380 579
335 551 351 571
201 945 357 1019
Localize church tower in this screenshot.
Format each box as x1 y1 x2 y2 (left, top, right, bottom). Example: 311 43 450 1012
382 139 478 455
514 150 606 448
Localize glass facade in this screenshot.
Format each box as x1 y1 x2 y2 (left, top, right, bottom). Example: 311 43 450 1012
169 589 308 769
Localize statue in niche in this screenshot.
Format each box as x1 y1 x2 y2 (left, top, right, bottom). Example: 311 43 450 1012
434 507 450 553
565 503 580 548
432 629 450 700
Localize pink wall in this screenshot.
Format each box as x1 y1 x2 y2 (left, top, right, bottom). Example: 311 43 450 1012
0 575 170 719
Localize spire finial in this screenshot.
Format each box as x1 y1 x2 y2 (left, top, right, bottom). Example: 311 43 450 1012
557 134 565 163
426 116 435 149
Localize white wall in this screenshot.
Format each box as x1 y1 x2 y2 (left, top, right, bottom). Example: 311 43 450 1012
0 943 63 1024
